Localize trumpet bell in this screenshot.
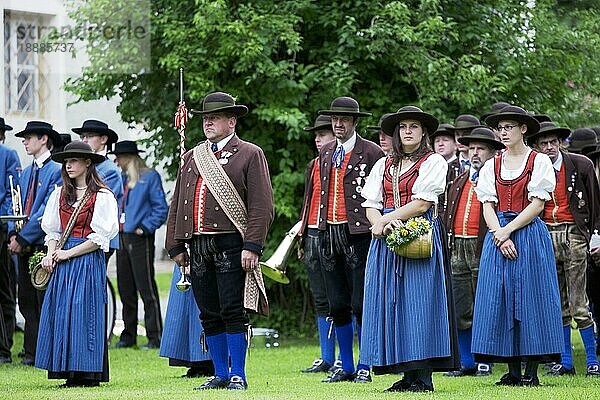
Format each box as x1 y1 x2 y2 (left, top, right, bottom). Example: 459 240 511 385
260 262 290 284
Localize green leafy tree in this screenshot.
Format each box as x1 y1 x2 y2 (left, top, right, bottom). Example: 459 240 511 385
65 0 600 335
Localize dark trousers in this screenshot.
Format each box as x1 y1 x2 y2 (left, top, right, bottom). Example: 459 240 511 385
304 228 330 317
0 230 16 358
190 233 248 336
318 224 371 326
17 249 45 359
116 233 163 345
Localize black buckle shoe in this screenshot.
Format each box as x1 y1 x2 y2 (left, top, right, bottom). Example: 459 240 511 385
519 375 540 387
328 360 342 373
183 363 215 378
586 364 600 377
545 364 575 376
227 375 247 390
443 367 477 377
353 369 372 383
407 379 434 392
476 363 492 376
301 359 332 373
114 341 135 349
495 373 521 386
322 369 355 383
384 378 412 392
194 376 229 390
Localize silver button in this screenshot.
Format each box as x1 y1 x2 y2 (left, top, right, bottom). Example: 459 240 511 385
186 183 190 188
352 195 357 199
215 206 220 211
184 216 188 220
213 223 218 228
184 233 189 237
355 222 360 226
319 218 323 222
321 191 325 195
187 167 192 172
184 200 188 205
354 208 358 212
320 204 324 208
323 176 327 180
348 164 352 169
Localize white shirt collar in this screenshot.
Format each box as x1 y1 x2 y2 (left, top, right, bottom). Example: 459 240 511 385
96 147 108 157
34 150 51 168
553 152 563 171
337 132 357 153
210 133 235 152
446 154 457 163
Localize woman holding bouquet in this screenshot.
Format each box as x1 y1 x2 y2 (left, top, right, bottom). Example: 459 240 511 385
473 106 562 386
360 106 459 392
35 141 118 387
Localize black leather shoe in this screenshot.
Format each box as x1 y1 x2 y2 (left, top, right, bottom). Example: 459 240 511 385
586 364 600 377
495 373 521 386
60 379 100 388
328 360 342 373
520 375 540 387
444 367 477 377
322 369 355 383
183 363 215 378
227 375 248 390
114 341 135 349
140 342 160 350
194 376 229 390
407 379 434 392
0 356 11 364
384 378 412 392
353 369 372 383
301 359 332 373
545 364 575 376
476 363 492 376
21 358 35 366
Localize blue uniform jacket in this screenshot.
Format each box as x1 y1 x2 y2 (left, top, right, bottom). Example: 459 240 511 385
97 157 123 249
10 159 62 246
0 145 21 231
122 169 168 234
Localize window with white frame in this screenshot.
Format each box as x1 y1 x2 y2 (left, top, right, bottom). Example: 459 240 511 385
4 11 40 114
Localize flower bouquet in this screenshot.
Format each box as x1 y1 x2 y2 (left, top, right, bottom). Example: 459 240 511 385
385 217 433 259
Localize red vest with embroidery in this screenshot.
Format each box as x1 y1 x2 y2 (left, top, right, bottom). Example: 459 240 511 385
542 164 575 223
307 160 321 227
59 191 97 238
453 179 481 236
494 151 537 212
327 151 352 223
382 152 433 209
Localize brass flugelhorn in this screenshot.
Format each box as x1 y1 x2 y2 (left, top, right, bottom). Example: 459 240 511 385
176 263 192 292
0 175 27 231
259 221 302 285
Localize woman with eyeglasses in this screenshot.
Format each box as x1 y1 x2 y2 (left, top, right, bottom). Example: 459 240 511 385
359 106 460 393
35 141 118 387
474 106 563 386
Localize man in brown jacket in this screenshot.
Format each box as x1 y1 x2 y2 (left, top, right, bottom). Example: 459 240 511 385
165 92 274 391
316 97 384 383
530 122 600 377
444 127 504 377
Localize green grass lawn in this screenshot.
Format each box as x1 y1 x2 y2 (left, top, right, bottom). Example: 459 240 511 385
2 332 600 399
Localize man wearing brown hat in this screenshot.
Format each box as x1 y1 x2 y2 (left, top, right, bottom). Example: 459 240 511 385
72 120 123 262
451 114 485 173
0 117 20 363
444 127 504 378
297 115 338 373
6 121 62 365
529 122 600 377
316 96 384 383
166 92 274 391
431 123 459 219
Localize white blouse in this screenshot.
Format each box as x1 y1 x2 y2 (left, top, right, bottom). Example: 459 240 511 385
475 148 556 204
42 187 119 252
361 153 448 210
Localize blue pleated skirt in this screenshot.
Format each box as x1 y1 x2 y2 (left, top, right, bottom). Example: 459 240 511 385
35 237 106 373
159 264 211 363
360 208 459 373
472 212 562 362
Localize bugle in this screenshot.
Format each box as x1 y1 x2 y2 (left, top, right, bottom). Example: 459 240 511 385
259 221 303 285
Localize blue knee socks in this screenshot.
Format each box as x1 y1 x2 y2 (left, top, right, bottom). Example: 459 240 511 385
580 326 600 367
335 323 355 373
206 333 229 379
457 328 476 369
317 317 335 365
561 325 574 370
227 332 247 381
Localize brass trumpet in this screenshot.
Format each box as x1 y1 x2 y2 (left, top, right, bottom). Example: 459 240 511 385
0 175 27 231
176 264 192 292
259 221 303 285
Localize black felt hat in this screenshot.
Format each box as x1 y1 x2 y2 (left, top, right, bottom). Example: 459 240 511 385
481 101 512 122
526 121 571 145
381 106 439 136
430 123 455 139
582 143 600 160
16 121 61 145
484 105 540 136
304 115 332 132
52 140 105 164
190 92 248 117
457 127 505 150
451 114 484 131
568 128 598 153
366 113 394 133
532 114 552 123
108 140 146 155
72 119 119 145
318 97 371 117
0 117 12 131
